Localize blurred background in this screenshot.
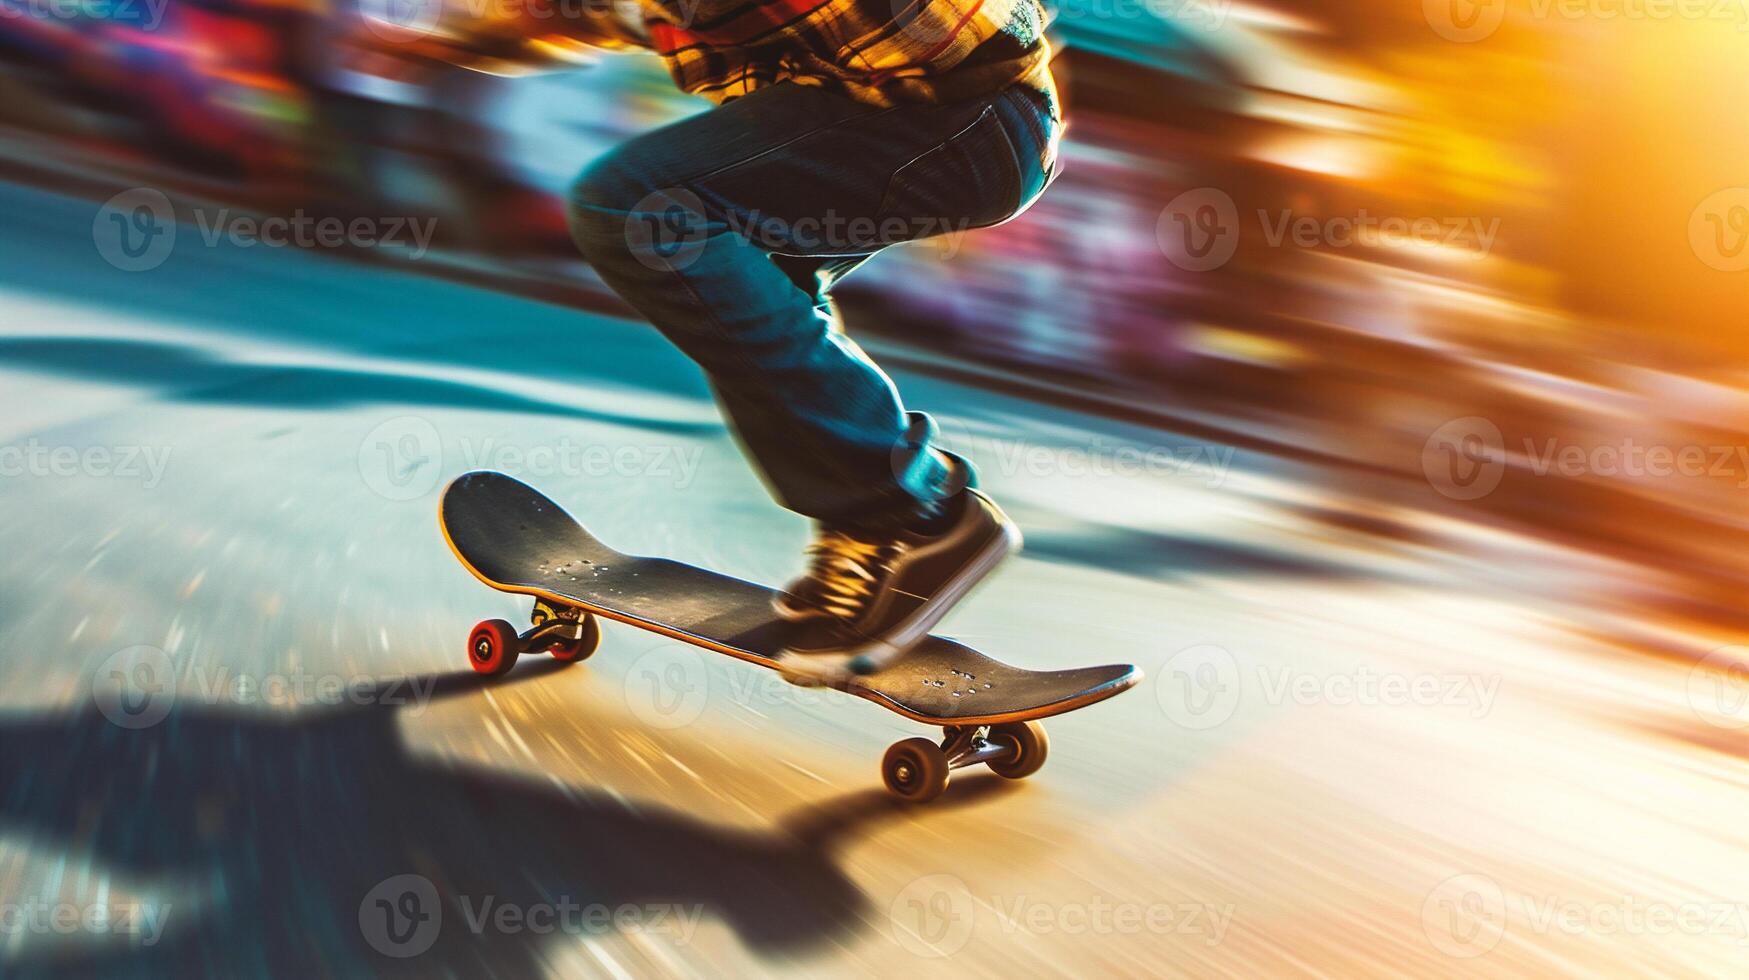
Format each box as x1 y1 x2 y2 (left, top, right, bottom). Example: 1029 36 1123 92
3 0 1744 608
1 0 1747 975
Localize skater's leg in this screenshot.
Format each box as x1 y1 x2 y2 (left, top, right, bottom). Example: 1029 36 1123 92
567 81 1056 528
569 79 1060 676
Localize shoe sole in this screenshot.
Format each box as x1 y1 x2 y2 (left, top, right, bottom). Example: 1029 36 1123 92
775 651 857 687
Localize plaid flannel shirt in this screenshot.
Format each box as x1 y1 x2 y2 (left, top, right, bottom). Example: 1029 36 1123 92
573 0 1054 106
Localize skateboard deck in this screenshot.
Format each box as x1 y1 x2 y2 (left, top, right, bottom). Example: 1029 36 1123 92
439 471 1140 800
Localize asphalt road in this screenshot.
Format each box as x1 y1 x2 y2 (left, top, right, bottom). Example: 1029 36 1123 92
1 180 1746 978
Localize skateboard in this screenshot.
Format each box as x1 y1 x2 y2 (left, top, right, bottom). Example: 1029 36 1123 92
439 471 1140 802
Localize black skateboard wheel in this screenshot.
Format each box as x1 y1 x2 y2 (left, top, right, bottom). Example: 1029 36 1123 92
882 737 950 803
548 614 602 663
985 720 1048 779
468 619 521 676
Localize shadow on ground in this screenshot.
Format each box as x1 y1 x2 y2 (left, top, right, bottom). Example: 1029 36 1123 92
0 661 1015 978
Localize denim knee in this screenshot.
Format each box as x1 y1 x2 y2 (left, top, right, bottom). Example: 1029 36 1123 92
569 156 719 279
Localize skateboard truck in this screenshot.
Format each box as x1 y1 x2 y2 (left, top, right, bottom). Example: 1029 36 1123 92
880 720 1050 803
466 599 603 675
941 725 1017 768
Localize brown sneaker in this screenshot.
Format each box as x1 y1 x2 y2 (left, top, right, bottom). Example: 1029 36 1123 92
772 488 1021 685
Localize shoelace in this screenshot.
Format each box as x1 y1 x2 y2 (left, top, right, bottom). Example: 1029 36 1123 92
803 529 900 620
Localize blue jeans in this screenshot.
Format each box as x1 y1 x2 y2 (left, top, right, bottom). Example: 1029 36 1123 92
569 80 1059 527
